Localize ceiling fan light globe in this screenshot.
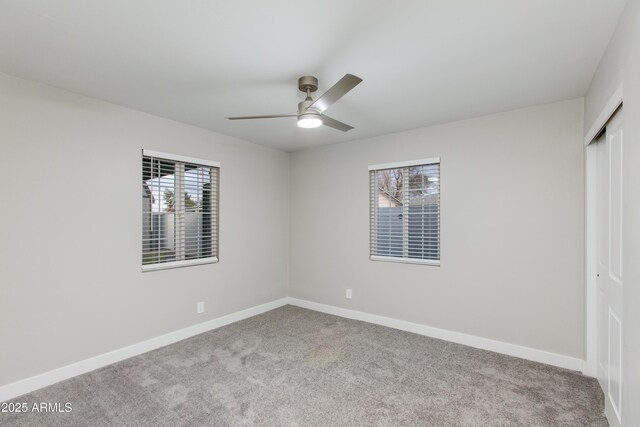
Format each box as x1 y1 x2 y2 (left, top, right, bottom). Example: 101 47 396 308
297 113 323 129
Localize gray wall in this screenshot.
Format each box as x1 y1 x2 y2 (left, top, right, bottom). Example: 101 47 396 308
0 72 290 387
290 99 585 358
585 1 640 424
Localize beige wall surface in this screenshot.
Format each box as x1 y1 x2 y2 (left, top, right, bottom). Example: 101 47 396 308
585 1 640 425
290 99 585 359
0 73 290 387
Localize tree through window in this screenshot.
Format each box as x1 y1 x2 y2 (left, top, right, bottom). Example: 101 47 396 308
142 151 219 270
369 158 440 264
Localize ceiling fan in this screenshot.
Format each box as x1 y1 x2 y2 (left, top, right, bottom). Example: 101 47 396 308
227 74 363 132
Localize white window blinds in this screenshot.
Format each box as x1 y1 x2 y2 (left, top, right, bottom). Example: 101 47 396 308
369 158 440 265
142 150 219 271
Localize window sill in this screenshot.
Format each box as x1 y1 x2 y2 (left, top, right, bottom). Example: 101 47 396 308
142 257 218 272
370 255 440 266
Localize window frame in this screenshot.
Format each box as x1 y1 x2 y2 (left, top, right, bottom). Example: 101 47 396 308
369 157 441 267
141 149 220 272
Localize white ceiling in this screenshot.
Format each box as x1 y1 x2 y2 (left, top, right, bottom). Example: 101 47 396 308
0 0 626 151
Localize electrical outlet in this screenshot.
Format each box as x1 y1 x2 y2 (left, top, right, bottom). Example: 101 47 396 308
346 289 352 299
196 301 205 314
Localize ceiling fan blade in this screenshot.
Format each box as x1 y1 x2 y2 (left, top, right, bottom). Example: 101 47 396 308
321 115 354 132
227 113 296 120
308 74 363 113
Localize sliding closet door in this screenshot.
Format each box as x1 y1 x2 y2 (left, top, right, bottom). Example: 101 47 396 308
596 108 624 427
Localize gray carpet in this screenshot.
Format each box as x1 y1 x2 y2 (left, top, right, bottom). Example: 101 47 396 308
2 305 606 426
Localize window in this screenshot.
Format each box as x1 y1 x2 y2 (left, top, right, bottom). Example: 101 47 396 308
369 158 440 265
142 150 219 271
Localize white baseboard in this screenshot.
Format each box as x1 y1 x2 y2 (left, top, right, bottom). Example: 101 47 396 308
0 297 290 403
1 295 588 402
287 298 585 373
582 360 597 378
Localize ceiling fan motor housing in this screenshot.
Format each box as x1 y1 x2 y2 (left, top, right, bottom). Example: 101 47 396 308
298 99 318 115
